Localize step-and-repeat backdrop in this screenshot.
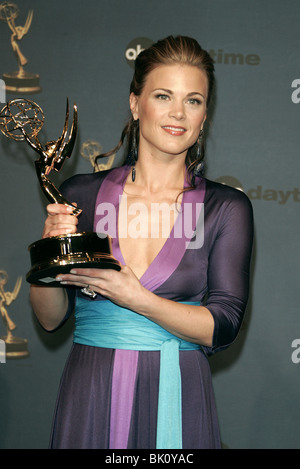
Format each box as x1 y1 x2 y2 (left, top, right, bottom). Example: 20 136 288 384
0 0 299 449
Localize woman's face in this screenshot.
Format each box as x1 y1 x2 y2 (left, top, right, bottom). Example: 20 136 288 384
130 64 208 161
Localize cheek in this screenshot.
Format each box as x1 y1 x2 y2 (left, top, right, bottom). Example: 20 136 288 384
139 105 161 130
193 111 206 131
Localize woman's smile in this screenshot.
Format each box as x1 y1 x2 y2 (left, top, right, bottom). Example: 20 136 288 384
161 125 187 136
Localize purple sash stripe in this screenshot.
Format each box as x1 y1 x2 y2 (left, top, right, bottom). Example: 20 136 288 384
109 350 139 449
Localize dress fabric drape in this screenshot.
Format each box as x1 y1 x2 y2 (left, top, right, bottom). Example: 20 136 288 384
49 165 253 449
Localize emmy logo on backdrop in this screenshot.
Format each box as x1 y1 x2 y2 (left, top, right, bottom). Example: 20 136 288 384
0 98 120 287
80 139 116 172
0 1 41 93
0 271 29 359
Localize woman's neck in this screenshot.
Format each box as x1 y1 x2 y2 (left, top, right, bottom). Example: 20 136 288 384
131 155 186 194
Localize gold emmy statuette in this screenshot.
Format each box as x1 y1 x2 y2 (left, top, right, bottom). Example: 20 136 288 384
0 98 120 287
0 271 29 359
0 2 41 93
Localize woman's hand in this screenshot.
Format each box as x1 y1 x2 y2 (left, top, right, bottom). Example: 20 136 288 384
42 203 78 238
56 266 147 311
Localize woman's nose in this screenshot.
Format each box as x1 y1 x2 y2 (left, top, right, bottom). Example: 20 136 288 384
169 100 185 120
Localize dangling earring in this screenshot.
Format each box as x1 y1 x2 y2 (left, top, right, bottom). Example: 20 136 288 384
131 167 136 182
126 119 139 182
196 129 203 161
192 130 205 185
194 160 205 176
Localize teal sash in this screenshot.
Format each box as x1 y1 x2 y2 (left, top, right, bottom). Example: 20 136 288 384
74 298 201 449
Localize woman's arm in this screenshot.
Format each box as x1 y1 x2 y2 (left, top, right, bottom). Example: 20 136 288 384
29 203 78 331
125 275 215 346
30 284 69 331
57 265 215 346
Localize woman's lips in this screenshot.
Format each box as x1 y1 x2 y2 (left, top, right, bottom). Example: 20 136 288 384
162 126 187 136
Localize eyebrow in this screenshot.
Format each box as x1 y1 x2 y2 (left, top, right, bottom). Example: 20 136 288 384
153 88 206 100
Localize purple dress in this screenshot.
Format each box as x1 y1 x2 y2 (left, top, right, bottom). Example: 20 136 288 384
49 166 253 449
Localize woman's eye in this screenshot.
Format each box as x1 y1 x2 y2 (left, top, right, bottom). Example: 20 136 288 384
155 94 169 100
188 98 202 105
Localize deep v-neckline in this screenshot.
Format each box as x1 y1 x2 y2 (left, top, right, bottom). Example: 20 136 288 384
118 176 185 281
94 166 206 292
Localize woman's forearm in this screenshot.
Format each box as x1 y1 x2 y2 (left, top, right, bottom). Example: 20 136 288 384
30 285 69 331
136 287 215 347
54 266 215 347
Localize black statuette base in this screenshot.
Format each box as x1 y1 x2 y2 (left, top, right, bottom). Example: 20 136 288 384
26 232 120 287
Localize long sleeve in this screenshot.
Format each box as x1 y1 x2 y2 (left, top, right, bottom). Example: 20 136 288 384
204 183 254 354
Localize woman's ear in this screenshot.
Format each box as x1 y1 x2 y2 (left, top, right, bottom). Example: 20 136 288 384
129 92 139 120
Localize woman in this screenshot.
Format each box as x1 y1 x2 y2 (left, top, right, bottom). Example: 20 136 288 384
30 36 253 449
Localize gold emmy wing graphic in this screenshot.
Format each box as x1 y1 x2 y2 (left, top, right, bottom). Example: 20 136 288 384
0 1 41 93
0 98 120 288
0 271 29 359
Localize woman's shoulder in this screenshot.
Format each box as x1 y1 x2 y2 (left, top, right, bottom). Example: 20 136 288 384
203 177 252 208
59 168 124 232
202 178 254 235
60 169 109 189
60 166 126 192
